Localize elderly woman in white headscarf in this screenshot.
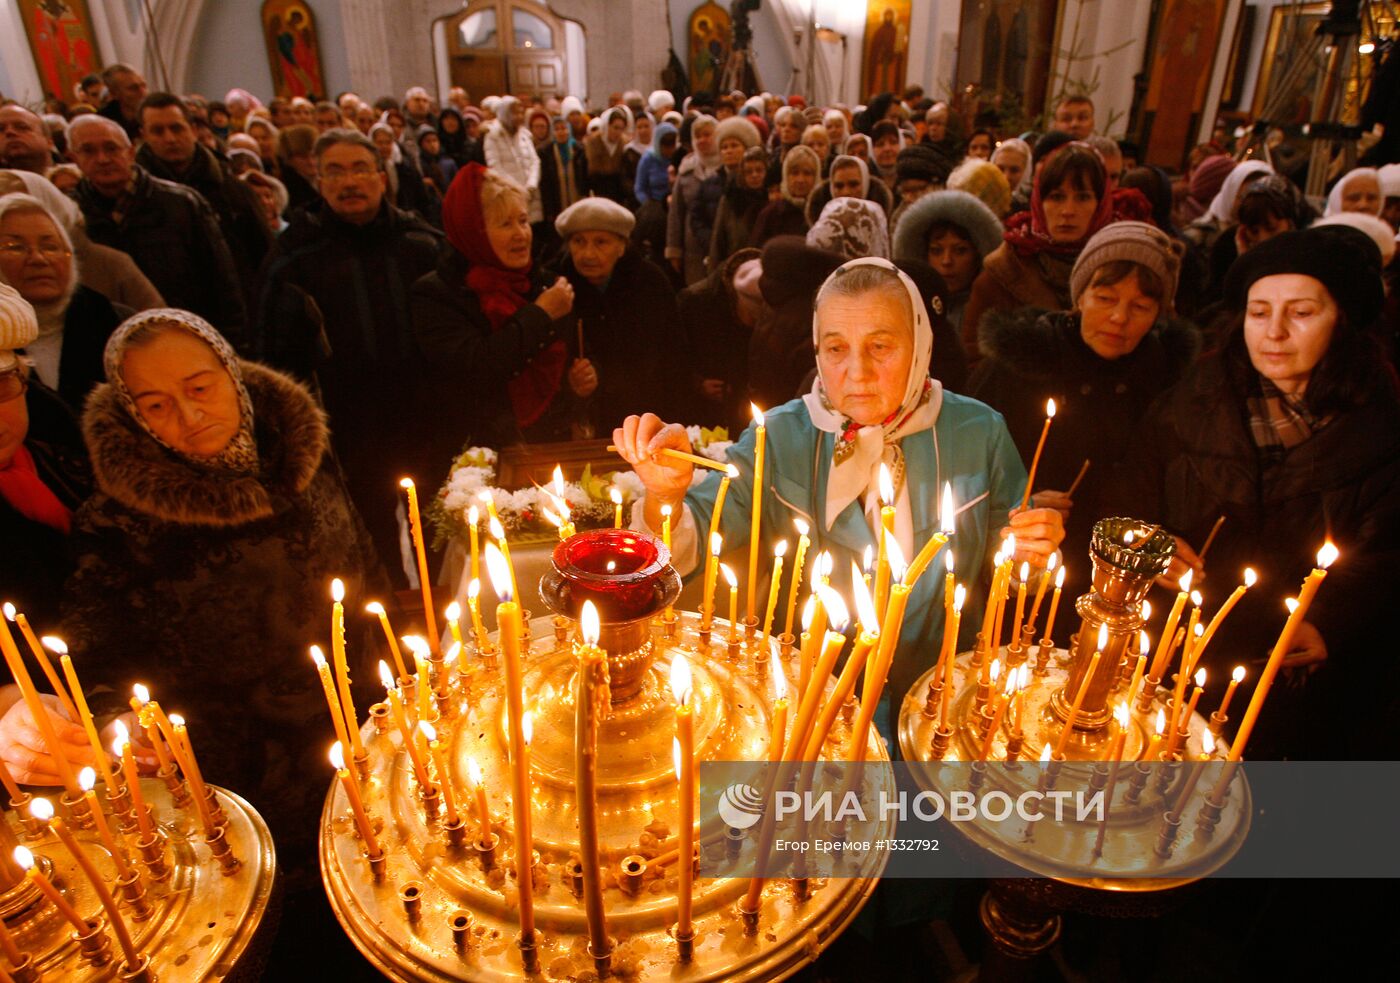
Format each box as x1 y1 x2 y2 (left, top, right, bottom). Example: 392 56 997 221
1325 167 1383 217
613 258 1064 739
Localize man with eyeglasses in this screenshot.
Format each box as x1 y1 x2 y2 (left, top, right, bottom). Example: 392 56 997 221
135 92 272 313
0 284 89 627
256 128 442 566
0 104 55 174
69 115 247 344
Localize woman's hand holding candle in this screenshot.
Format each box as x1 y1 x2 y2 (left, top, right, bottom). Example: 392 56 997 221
0 689 93 785
1001 505 1066 565
612 414 695 530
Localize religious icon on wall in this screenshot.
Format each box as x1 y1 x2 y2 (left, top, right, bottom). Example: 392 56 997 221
688 2 731 98
17 0 102 103
261 0 327 101
862 1 912 99
954 0 1059 121
1140 0 1231 170
1251 2 1330 126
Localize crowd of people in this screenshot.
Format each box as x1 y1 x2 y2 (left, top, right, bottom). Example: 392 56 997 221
1 61 1399 976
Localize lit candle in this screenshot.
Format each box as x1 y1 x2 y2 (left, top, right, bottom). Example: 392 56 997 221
477 489 499 524
78 768 135 880
485 544 535 947
787 589 850 761
311 646 352 754
468 504 481 586
671 655 696 940
1054 625 1105 757
768 653 789 758
379 661 432 789
873 464 896 622
400 478 440 655
611 487 623 528
721 563 739 641
661 504 672 550
1166 668 1206 759
1216 666 1246 720
1126 652 1147 709
1143 709 1167 761
445 601 464 651
129 686 174 778
1102 702 1130 762
14 844 88 933
405 636 434 723
1149 571 1193 681
943 549 957 622
978 672 1017 760
575 602 611 960
980 543 1010 652
1169 731 1218 819
31 797 142 968
421 722 460 826
783 519 811 638
1193 568 1257 664
796 595 817 697
112 723 155 842
466 579 490 652
1027 552 1058 634
0 612 80 796
700 533 722 632
52 639 115 782
1010 561 1030 645
467 757 492 842
4 604 78 721
1041 564 1067 644
850 542 912 762
552 466 576 538
746 403 767 623
1020 398 1056 510
330 741 381 857
488 516 519 605
365 602 409 681
940 586 967 729
329 580 366 761
1171 600 1203 721
166 715 217 837
906 484 956 587
799 625 877 762
760 540 788 647
707 464 739 547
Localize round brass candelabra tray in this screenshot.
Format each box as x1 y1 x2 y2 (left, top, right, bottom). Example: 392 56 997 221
322 608 894 982
3 782 276 980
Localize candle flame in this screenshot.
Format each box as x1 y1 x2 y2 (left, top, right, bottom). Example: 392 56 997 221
1019 560 1030 584
331 578 345 603
1194 622 1203 637
29 797 53 822
862 545 874 573
1179 569 1194 592
1243 567 1257 588
775 539 788 558
484 543 512 602
1096 624 1108 651
581 601 601 646
940 483 955 533
1140 598 1150 621
552 465 566 499
476 490 493 505
79 767 96 792
793 517 810 539
1124 531 1135 545
1317 541 1339 569
1114 702 1129 727
751 402 765 426
819 552 834 578
989 659 1000 684
801 594 817 632
329 741 346 770
1054 565 1066 588
661 503 672 520
606 561 616 572
541 506 562 529
1285 597 1298 614
954 584 966 612
522 711 533 746
468 504 479 525
365 601 385 616
1190 590 1202 607
378 660 395 690
772 654 786 699
1040 744 1052 762
878 463 894 505
419 720 437 742
1202 730 1216 755
40 635 66 655
1018 664 1031 690
816 585 850 631
1 602 13 622
887 537 908 583
1232 665 1246 683
850 563 878 631
402 635 429 658
1154 709 1166 735
720 563 737 588
1047 551 1059 572
112 719 129 752
445 601 461 622
610 487 622 505
488 516 506 542
13 846 34 871
1004 533 1017 557
311 645 327 667
1140 630 1150 653
399 477 415 490
672 736 682 782
710 532 722 557
132 683 150 705
467 757 483 786
1194 667 1206 687
671 655 693 705
945 549 956 574
168 714 184 728
1045 398 1056 419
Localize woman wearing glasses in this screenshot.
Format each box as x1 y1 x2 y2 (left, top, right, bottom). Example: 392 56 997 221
0 193 126 413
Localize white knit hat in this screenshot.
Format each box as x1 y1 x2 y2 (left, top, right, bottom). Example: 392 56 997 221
648 89 675 113
0 283 38 372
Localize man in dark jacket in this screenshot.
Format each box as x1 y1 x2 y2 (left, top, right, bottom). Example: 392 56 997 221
97 64 147 141
257 129 443 566
68 115 247 344
135 93 273 314
679 247 761 431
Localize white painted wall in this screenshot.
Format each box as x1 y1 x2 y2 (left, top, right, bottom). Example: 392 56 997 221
185 0 354 102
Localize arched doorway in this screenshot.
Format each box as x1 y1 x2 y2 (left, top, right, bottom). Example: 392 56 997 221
442 1 570 98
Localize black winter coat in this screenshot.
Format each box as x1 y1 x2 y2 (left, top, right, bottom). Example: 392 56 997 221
46 285 125 414
411 250 581 457
76 166 247 343
1 383 90 627
968 308 1200 597
556 248 683 433
678 248 759 431
1110 353 1400 758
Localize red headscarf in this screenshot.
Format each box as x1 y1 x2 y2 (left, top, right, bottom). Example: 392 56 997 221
1003 141 1153 259
442 163 566 428
0 444 71 534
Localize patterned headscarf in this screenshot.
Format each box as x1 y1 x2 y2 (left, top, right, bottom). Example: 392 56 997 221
806 197 890 259
103 309 259 474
